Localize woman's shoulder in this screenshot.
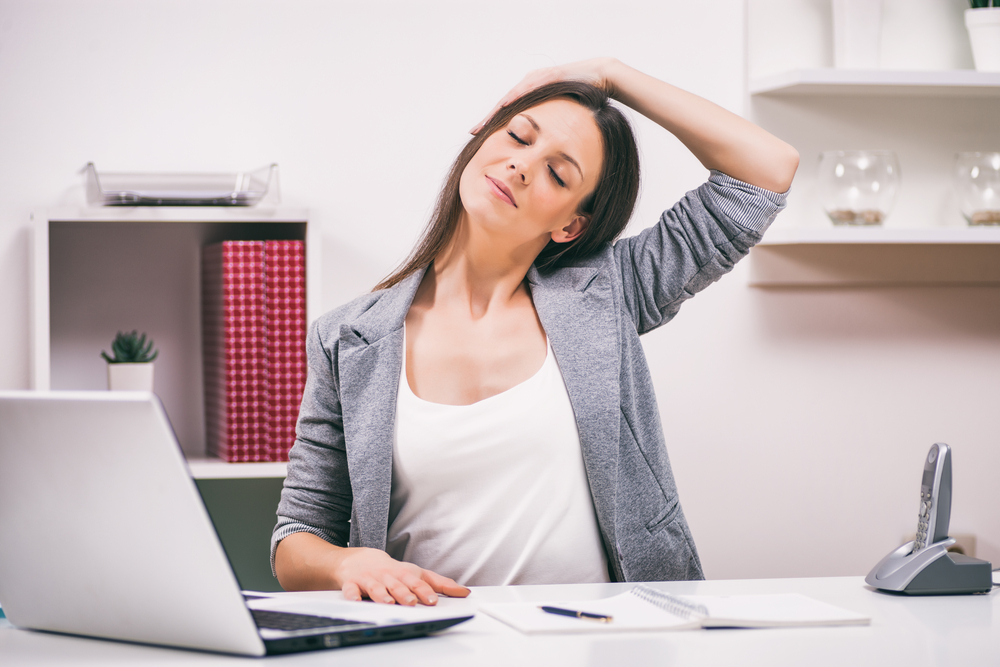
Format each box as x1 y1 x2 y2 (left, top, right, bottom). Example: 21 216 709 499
310 290 386 342
533 242 616 277
311 276 418 347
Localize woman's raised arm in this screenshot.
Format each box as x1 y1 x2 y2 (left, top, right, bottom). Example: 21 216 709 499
474 57 799 194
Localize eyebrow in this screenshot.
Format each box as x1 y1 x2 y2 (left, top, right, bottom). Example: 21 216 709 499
521 113 585 180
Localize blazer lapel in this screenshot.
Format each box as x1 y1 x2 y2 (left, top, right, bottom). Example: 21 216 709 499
337 270 424 550
527 264 621 555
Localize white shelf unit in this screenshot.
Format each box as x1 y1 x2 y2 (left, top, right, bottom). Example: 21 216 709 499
757 226 1000 245
31 206 318 478
747 68 1000 284
749 227 1000 287
750 69 1000 97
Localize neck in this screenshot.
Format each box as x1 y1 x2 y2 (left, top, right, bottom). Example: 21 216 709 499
430 212 548 317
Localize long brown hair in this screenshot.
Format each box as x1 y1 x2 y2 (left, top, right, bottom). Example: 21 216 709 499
374 81 640 291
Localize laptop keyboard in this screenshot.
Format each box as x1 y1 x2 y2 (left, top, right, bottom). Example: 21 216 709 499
251 609 371 631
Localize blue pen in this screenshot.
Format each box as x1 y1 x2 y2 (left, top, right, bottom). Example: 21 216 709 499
539 606 613 622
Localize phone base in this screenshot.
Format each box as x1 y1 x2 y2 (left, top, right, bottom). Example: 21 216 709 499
866 539 993 595
897 551 993 595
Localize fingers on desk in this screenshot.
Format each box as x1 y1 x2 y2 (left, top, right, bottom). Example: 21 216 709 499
424 570 471 600
343 566 469 606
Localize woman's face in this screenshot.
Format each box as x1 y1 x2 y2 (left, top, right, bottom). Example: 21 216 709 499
458 99 604 253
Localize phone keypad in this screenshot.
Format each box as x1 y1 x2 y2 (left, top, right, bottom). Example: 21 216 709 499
914 489 932 551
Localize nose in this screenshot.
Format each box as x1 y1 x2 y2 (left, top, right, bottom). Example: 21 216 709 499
507 158 531 185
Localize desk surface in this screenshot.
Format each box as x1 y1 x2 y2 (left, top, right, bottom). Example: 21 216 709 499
2 576 997 666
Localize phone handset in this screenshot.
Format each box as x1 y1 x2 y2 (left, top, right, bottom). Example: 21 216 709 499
912 442 951 553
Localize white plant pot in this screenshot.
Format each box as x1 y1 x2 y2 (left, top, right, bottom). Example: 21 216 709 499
966 8 1000 73
107 363 155 392
832 0 883 69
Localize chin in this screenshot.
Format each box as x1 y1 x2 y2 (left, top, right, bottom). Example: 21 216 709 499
459 181 501 225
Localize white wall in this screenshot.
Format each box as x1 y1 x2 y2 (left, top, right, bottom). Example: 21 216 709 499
0 0 997 580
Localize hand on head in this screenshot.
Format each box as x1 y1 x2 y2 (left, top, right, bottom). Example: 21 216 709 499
470 57 616 135
335 547 470 606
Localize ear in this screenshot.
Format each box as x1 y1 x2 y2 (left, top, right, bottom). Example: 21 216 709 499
550 215 590 244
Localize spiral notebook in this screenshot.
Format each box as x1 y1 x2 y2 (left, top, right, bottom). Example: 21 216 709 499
480 585 869 634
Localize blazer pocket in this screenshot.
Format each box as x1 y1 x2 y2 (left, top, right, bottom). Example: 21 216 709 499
645 497 680 534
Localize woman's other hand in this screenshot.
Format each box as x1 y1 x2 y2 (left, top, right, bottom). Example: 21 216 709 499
274 532 470 605
335 546 470 606
470 57 617 134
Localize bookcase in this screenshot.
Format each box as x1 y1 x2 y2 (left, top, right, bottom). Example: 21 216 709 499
30 205 320 479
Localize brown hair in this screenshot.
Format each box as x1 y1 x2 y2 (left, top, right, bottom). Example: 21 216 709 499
374 81 640 291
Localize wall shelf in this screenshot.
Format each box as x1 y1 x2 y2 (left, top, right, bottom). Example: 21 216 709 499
749 226 1000 286
750 69 1000 97
748 65 1000 285
187 458 288 480
757 226 1000 245
31 205 320 467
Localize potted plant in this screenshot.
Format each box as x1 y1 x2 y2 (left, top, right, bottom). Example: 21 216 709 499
101 330 159 392
968 1 1000 72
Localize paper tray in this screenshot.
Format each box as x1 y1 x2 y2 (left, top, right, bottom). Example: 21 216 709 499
84 163 279 206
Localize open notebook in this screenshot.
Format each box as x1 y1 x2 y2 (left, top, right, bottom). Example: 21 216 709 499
480 585 870 634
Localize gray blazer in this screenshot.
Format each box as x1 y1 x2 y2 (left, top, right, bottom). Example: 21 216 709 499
274 171 785 582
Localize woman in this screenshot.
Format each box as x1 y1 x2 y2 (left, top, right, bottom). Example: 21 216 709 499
272 58 798 606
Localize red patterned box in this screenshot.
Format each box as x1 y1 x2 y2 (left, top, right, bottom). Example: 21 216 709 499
264 240 307 462
202 241 269 462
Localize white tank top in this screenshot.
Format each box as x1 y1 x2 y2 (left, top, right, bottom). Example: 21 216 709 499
387 332 610 586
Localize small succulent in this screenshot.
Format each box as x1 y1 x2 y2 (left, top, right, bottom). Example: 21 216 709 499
100 330 159 364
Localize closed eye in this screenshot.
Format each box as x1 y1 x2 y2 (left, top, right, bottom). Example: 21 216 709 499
549 166 566 188
507 130 528 145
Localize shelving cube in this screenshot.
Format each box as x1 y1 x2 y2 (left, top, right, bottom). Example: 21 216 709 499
30 206 319 478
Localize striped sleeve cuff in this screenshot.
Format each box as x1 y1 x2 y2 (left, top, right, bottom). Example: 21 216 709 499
705 170 788 234
270 516 339 577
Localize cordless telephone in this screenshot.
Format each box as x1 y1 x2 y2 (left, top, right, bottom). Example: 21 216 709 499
865 443 992 595
913 443 951 552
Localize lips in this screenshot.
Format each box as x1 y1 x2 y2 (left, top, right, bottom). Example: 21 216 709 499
486 176 517 208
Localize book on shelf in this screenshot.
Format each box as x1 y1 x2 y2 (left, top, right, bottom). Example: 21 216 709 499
202 240 306 463
202 241 268 462
263 240 307 462
480 584 870 634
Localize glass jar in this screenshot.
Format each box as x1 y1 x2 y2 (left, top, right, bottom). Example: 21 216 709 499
818 150 900 226
953 152 1000 226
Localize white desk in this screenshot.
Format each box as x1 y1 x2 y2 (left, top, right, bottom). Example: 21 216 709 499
1 577 997 666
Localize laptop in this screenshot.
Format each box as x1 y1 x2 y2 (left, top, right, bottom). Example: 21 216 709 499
0 391 472 656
